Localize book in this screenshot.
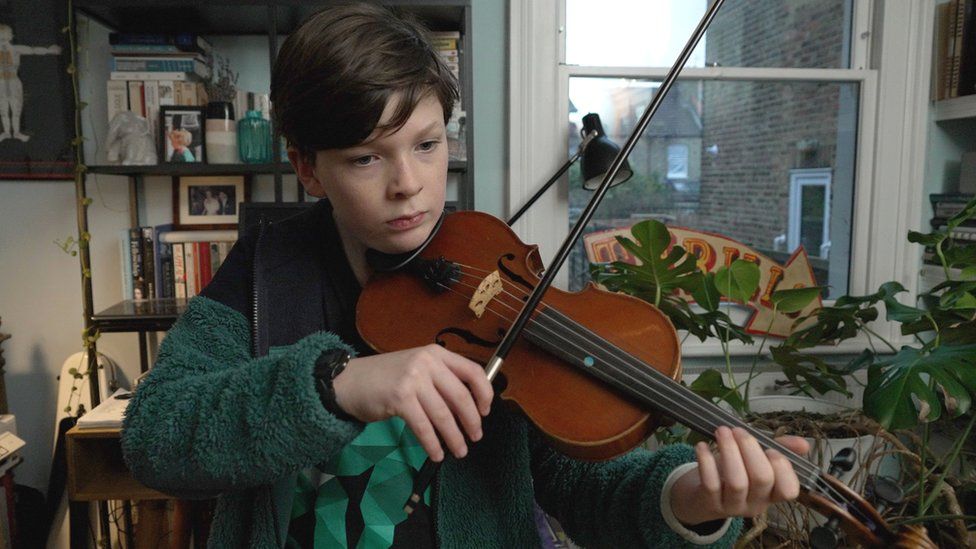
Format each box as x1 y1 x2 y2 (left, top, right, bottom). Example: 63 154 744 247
152 224 174 298
119 229 133 300
159 229 237 243
110 71 198 82
109 32 213 55
951 0 967 98
143 80 160 147
936 2 952 100
113 56 211 80
106 80 128 125
172 242 187 299
157 80 176 107
197 241 212 289
958 0 976 97
128 228 147 300
141 226 156 300
127 80 145 117
183 241 197 297
210 242 222 281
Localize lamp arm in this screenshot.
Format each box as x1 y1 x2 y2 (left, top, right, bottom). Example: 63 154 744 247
506 130 597 226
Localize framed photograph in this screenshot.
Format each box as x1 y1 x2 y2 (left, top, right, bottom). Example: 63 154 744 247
160 106 205 164
0 0 74 179
172 175 249 230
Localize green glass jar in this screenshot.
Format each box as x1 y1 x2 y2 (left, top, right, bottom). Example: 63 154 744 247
238 110 272 163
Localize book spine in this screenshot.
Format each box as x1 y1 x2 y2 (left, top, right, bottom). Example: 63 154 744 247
113 58 211 79
159 243 175 299
141 227 156 300
127 81 145 117
157 81 176 107
111 71 191 82
210 242 222 279
958 0 976 96
106 80 128 125
198 241 212 289
172 242 186 299
109 32 213 54
180 81 198 105
120 229 133 300
183 242 197 297
129 228 146 300
143 80 160 149
951 0 966 98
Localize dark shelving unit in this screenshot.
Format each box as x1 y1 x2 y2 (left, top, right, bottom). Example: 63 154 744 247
69 2 474 546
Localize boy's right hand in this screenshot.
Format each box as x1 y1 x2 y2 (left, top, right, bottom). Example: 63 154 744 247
331 344 493 462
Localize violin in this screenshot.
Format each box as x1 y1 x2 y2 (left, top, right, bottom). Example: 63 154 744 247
356 210 937 549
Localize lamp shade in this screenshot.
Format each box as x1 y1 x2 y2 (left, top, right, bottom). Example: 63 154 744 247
580 113 633 190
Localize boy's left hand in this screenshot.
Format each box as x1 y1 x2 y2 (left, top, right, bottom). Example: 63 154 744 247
669 426 810 526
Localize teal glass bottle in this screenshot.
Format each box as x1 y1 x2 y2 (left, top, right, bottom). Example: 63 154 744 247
238 110 272 163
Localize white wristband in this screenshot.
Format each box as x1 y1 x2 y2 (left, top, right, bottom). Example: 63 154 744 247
660 462 732 545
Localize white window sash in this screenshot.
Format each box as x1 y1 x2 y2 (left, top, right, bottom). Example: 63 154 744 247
508 0 933 356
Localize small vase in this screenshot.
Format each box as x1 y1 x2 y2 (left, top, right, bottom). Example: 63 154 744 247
238 110 272 164
204 101 239 164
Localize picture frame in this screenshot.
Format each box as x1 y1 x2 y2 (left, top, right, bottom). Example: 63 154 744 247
0 0 74 179
160 106 206 164
172 175 249 230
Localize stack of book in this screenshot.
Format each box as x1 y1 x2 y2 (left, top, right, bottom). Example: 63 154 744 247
106 33 213 149
121 225 237 301
432 31 466 161
935 0 976 100
924 193 976 264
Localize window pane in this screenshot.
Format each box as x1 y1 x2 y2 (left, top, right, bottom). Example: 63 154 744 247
566 0 853 69
567 78 858 298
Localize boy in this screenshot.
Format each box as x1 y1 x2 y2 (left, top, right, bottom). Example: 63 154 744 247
122 3 808 548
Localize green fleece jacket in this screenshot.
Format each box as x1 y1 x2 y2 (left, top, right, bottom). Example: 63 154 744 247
121 293 743 548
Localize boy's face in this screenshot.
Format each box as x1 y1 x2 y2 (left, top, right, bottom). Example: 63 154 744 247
293 93 448 256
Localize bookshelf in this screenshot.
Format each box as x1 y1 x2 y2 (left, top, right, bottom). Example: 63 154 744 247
933 94 976 122
71 0 476 386
68 2 475 543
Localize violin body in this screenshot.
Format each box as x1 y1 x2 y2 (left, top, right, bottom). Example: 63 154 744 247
357 210 681 460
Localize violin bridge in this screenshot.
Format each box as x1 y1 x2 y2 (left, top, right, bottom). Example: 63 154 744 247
469 270 503 318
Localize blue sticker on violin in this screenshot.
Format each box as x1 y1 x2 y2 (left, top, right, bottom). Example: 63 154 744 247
583 356 595 367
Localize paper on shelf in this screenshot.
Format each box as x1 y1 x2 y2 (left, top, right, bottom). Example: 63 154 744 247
76 388 132 429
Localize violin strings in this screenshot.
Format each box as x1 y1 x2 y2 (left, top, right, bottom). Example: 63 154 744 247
442 266 865 516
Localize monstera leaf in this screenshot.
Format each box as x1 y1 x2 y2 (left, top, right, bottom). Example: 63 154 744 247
689 368 746 413
771 286 824 314
601 219 701 305
769 345 853 398
864 344 976 430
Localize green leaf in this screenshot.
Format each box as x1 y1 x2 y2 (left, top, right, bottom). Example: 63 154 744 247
771 286 824 314
877 281 926 323
961 266 976 280
690 272 721 313
770 346 851 398
946 197 976 230
714 259 760 304
863 344 976 429
689 369 746 413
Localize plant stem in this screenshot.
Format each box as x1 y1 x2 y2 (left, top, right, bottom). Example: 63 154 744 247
743 305 777 409
917 376 938 518
890 514 976 526
920 411 976 514
860 323 898 353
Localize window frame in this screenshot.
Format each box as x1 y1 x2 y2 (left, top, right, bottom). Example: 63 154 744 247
507 0 935 358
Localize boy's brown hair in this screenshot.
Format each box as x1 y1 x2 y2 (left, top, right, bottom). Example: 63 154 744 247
271 2 459 157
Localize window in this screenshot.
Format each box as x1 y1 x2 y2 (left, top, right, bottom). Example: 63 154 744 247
788 168 833 259
509 0 933 353
667 144 689 180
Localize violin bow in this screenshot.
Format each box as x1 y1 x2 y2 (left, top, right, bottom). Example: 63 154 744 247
405 0 725 513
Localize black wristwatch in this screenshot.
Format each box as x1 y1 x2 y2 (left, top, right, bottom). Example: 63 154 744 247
313 348 355 421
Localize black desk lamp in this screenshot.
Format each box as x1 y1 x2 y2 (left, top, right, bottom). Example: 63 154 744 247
507 112 633 226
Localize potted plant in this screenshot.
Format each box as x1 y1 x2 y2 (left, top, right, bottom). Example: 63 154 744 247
590 197 976 546
204 54 240 164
